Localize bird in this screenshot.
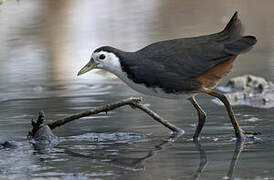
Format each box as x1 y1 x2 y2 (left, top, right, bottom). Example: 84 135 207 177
78 12 257 140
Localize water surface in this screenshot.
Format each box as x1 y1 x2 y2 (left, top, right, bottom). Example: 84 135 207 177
0 0 274 179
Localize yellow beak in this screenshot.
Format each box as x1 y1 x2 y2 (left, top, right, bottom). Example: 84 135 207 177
77 58 98 76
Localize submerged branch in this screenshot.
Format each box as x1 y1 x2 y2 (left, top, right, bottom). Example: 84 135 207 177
46 97 182 133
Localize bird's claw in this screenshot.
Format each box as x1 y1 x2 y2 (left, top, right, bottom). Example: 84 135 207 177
237 130 261 140
243 130 261 136
192 137 200 143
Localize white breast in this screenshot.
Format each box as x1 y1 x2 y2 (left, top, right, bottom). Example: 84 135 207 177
105 63 192 99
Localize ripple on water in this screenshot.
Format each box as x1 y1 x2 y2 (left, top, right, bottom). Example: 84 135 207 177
243 117 260 122
7 114 33 119
67 132 149 144
0 83 113 103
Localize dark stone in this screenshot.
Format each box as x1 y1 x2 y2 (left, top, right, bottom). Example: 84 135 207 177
217 75 274 108
31 125 59 150
225 75 269 93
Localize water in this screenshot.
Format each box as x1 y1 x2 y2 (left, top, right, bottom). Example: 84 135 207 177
1 0 274 179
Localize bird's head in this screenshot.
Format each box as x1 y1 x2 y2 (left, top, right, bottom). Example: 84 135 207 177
77 46 122 76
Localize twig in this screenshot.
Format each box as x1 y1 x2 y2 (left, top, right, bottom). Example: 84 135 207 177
47 97 182 133
28 111 46 137
129 102 183 133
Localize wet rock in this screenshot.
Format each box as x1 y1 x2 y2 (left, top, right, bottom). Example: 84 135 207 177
216 75 274 108
33 125 58 143
225 75 269 93
31 125 59 149
28 112 59 150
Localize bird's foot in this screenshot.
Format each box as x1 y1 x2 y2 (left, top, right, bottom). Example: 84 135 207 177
192 136 200 143
237 130 261 141
243 130 261 136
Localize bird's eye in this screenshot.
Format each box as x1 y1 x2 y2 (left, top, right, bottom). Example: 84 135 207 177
99 54 106 60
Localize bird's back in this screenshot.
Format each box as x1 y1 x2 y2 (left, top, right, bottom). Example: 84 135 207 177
118 12 257 95
137 12 242 58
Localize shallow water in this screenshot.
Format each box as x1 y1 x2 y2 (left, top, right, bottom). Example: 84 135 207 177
0 0 274 179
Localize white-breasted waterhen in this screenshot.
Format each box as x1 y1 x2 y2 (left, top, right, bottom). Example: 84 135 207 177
78 12 258 140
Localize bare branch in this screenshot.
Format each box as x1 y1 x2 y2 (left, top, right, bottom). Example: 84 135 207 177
28 111 46 137
129 102 183 133
46 97 183 134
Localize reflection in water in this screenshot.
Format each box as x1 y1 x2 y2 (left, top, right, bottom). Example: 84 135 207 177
192 140 245 180
226 141 244 179
64 133 183 171
192 142 208 180
0 132 247 179
56 133 244 180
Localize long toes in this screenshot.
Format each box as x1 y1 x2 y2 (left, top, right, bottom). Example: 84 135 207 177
192 137 199 143
244 131 261 135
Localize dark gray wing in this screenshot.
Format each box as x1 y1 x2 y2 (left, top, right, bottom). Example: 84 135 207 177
121 36 256 93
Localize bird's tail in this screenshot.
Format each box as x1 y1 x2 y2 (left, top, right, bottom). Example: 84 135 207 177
224 36 257 55
217 11 244 42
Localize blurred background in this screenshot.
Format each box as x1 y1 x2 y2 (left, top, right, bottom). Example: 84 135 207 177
0 0 274 179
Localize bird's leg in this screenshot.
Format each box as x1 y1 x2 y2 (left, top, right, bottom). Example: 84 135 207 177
203 88 259 139
188 96 207 142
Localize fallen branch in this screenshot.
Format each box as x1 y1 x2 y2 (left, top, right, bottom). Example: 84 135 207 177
28 111 46 137
129 101 183 133
46 97 183 134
